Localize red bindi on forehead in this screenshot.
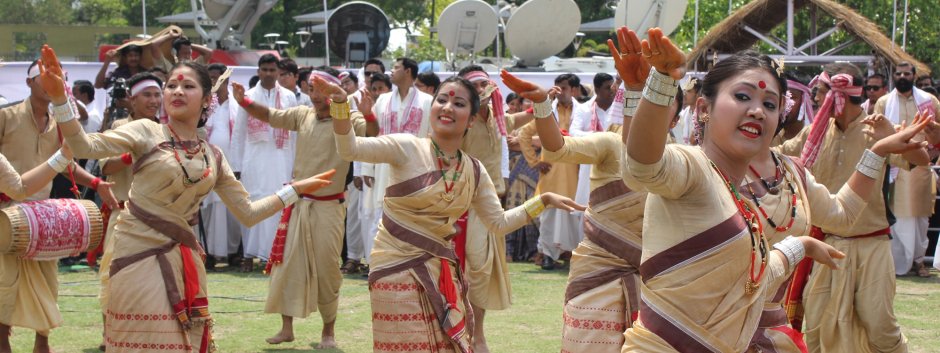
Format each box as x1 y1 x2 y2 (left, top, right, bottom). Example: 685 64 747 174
448 90 455 97
177 74 184 81
758 81 767 89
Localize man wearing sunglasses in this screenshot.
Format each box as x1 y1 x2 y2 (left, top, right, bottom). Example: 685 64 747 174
874 61 940 279
360 58 385 90
862 73 887 114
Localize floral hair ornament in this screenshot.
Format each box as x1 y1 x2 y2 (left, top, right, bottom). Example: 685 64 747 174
783 90 796 117
681 77 698 91
772 58 785 77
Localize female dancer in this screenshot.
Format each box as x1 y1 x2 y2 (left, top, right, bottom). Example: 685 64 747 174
617 27 927 351
747 86 928 351
324 74 583 352
38 45 333 352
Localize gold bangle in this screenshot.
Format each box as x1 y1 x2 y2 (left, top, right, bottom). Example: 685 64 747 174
330 100 351 120
523 196 546 219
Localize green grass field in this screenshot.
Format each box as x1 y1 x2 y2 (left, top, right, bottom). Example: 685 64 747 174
9 263 940 352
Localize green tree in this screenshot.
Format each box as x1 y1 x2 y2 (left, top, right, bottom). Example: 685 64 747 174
74 0 129 26
0 0 73 25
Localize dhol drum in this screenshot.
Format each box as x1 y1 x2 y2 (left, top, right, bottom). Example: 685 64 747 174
0 199 104 260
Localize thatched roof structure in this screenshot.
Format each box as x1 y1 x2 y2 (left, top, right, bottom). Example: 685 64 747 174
687 0 929 74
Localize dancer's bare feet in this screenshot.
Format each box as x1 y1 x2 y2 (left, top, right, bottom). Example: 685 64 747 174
266 315 295 344
32 333 51 353
315 336 336 349
315 320 337 349
265 331 294 345
472 307 491 353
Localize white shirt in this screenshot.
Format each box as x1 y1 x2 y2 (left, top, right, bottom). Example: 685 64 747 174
230 82 298 194
569 96 615 137
77 100 103 133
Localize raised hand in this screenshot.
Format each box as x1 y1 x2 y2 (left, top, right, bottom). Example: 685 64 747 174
311 76 348 103
105 49 118 62
607 27 651 90
871 111 931 155
547 86 561 101
291 169 336 195
355 88 375 116
231 82 247 105
920 112 940 145
640 28 686 80
861 114 898 141
38 45 67 104
500 70 548 103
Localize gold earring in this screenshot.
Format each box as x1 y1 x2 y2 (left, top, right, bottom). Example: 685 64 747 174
699 113 709 123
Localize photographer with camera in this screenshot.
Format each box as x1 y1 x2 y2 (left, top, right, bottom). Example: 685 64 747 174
94 45 146 90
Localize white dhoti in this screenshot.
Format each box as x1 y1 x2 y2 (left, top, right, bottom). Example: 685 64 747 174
344 181 365 260
203 191 243 258
243 215 280 260
537 209 581 261
890 216 930 275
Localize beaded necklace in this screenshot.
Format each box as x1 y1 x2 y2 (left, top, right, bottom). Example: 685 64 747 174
431 139 462 202
167 123 211 187
709 160 769 295
746 153 798 232
748 151 784 194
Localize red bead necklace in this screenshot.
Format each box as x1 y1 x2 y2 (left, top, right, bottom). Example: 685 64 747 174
709 160 768 295
167 123 211 186
431 139 462 202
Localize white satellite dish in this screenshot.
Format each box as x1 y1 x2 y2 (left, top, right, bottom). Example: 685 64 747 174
615 0 687 38
200 0 276 49
437 0 499 55
505 0 581 66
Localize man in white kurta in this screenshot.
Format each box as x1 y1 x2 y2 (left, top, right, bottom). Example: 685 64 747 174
569 74 619 207
203 65 243 259
876 62 940 277
231 55 298 264
359 58 430 271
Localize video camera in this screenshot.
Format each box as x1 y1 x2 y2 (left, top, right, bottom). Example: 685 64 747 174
101 78 130 132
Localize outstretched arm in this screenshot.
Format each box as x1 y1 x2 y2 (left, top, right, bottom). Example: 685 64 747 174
622 27 685 164
500 71 564 152
231 82 272 122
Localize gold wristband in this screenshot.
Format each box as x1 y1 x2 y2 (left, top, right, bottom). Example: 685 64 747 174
330 100 351 120
524 196 546 219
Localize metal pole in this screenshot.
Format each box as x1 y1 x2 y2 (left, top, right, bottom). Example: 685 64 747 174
495 0 501 69
891 0 897 42
323 0 330 66
901 0 909 50
142 0 148 35
693 0 699 45
786 0 793 55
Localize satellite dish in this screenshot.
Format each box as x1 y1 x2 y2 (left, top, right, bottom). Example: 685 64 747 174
201 0 276 49
437 0 499 55
615 0 687 38
327 1 391 65
505 0 580 66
